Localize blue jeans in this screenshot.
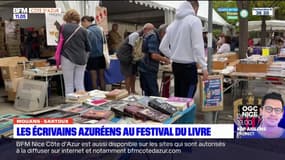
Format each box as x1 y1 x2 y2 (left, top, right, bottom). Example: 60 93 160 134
139 71 159 96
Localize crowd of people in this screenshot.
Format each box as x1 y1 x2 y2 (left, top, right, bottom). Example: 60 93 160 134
57 1 285 138
59 0 209 100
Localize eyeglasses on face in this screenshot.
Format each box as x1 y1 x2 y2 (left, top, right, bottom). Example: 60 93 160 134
263 106 284 114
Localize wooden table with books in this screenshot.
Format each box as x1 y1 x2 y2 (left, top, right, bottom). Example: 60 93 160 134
0 89 196 137
66 89 196 124
0 89 196 136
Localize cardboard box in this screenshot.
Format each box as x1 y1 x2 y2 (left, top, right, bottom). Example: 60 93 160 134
7 90 16 101
236 63 269 73
212 53 238 70
226 53 239 62
41 49 55 58
212 61 228 70
7 51 21 57
1 65 23 80
31 60 49 67
6 44 20 56
0 57 28 67
236 57 273 73
4 77 23 92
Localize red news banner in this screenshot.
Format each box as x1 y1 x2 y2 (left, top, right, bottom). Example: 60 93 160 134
13 118 73 125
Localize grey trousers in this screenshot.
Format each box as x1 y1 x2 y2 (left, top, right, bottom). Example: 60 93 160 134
61 56 86 95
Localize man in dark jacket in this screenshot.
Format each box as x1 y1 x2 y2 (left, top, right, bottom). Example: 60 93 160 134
138 23 170 96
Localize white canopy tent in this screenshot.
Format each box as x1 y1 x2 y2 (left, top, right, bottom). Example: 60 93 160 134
248 20 285 31
55 1 231 28
55 0 99 17
153 1 231 27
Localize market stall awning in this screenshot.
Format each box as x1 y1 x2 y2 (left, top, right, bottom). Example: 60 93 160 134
153 1 231 27
249 20 285 31
101 0 175 26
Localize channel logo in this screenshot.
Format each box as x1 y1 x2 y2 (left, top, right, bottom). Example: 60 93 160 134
13 8 28 20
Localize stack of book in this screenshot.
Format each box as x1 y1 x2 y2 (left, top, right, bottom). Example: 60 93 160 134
148 99 177 116
83 98 108 107
105 89 128 100
166 97 194 111
0 114 31 136
66 92 90 103
88 90 108 98
267 61 285 77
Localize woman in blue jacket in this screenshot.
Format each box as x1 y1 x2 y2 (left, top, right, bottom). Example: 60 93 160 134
81 16 106 90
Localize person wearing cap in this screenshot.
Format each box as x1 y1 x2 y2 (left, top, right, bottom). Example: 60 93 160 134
117 23 158 94
159 0 208 98
138 23 170 96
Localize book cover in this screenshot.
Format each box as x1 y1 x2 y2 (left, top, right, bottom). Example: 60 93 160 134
91 99 108 106
66 93 89 99
61 104 91 113
136 96 151 106
166 101 187 111
111 104 132 117
124 105 146 120
81 110 114 120
70 115 91 124
138 108 170 123
148 99 178 116
65 106 90 113
98 100 128 111
0 114 31 136
167 97 193 105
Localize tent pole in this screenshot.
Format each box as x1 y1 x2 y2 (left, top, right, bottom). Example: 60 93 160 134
204 0 215 124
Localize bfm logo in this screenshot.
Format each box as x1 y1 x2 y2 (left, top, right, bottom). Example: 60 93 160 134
13 8 28 14
13 8 28 20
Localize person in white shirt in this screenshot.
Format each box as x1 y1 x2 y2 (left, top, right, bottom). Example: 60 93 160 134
217 35 231 54
159 0 208 98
